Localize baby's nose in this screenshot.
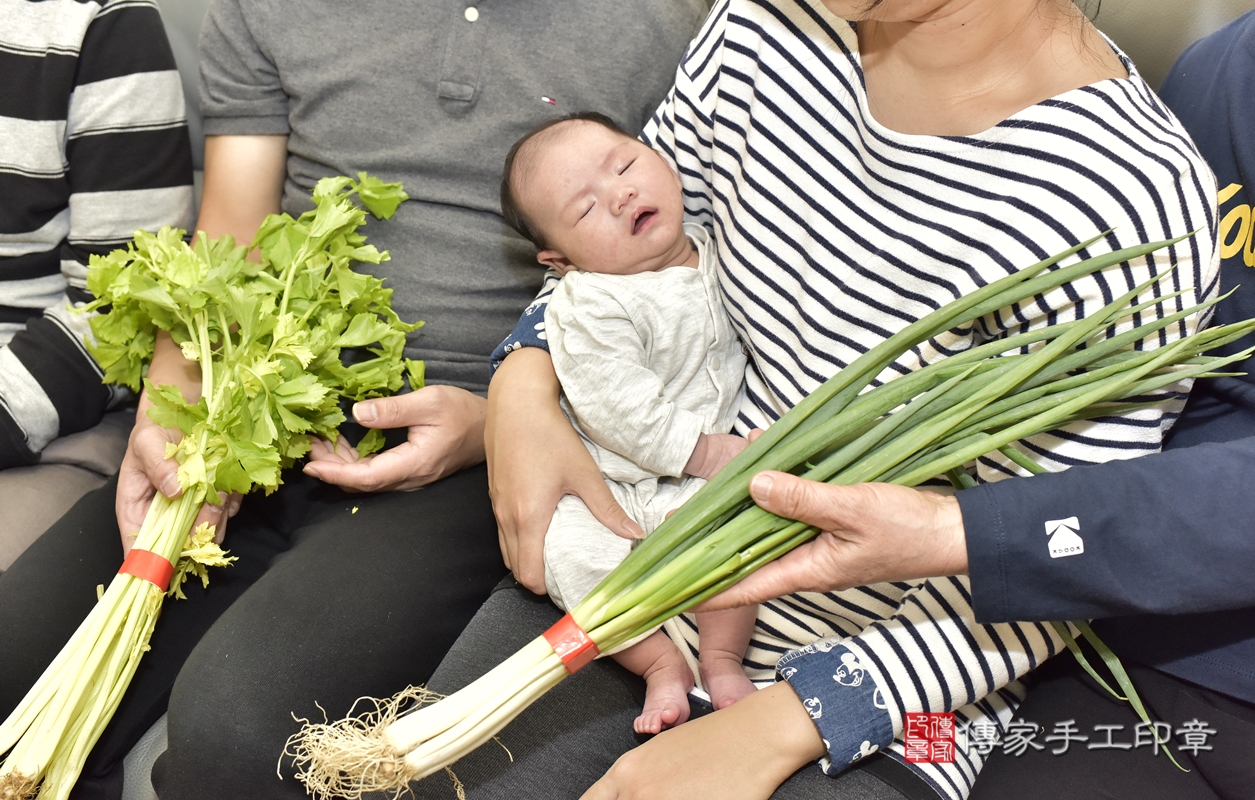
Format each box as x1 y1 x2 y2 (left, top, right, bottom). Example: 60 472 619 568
614 184 636 210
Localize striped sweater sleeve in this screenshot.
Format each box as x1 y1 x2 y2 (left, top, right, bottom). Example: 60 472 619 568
0 0 194 467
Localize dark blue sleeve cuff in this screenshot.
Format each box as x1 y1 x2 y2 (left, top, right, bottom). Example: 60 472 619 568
778 641 895 773
489 273 560 376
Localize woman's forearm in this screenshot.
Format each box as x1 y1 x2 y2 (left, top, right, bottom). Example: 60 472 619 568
135 135 288 420
195 134 287 247
582 683 826 800
737 682 829 775
487 347 562 428
487 346 640 590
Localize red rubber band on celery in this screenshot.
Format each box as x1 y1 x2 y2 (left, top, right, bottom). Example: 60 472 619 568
118 549 175 592
542 613 600 674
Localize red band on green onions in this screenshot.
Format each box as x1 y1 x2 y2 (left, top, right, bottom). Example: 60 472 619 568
118 549 175 592
542 614 599 674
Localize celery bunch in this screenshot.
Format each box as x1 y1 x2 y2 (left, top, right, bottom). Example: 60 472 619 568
0 174 421 800
287 234 1253 799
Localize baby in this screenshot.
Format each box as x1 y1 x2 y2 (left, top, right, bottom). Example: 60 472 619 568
500 112 758 734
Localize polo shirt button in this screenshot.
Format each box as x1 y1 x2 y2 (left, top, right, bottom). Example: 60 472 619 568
710 355 722 370
464 6 479 22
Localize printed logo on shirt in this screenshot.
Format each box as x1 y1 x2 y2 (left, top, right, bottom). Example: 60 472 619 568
852 741 879 761
1046 516 1084 558
1217 183 1255 267
833 652 866 687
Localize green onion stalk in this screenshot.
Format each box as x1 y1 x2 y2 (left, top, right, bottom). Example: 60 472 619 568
286 234 1253 800
0 174 422 800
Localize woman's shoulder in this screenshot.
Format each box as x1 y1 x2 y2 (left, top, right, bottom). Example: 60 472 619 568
685 0 858 74
988 59 1214 194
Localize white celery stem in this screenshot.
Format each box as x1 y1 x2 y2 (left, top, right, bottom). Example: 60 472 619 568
0 486 201 798
43 587 159 800
53 582 150 791
13 582 132 774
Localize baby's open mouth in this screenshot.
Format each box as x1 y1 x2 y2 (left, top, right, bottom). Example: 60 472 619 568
632 209 657 235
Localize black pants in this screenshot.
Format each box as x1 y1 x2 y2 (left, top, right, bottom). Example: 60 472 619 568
970 654 1255 800
413 580 940 800
0 465 505 800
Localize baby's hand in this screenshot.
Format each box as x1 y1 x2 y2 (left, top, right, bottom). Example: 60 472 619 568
684 433 749 479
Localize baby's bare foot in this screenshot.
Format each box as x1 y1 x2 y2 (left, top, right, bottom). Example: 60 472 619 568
700 650 756 711
636 659 694 735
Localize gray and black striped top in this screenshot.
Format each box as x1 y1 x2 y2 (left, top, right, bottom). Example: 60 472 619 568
0 0 193 466
498 0 1219 795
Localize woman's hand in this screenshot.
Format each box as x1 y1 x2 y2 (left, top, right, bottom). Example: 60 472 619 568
581 683 825 800
486 348 642 592
701 472 968 611
302 384 487 492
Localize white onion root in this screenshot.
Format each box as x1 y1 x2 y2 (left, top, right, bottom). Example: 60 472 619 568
283 687 439 800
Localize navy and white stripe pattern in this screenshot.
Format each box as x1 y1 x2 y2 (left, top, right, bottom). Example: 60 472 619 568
492 1 1218 794
0 0 193 465
637 0 1218 796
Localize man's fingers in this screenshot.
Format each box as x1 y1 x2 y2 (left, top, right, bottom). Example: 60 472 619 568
307 435 360 465
749 471 861 531
697 544 826 610
304 445 417 492
497 525 514 572
353 393 427 429
191 495 230 543
116 453 157 550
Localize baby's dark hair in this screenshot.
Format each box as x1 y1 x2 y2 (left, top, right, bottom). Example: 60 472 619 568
500 111 633 251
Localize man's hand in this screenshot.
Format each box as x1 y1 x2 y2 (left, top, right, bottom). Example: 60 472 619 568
302 384 487 492
486 348 641 592
581 683 824 800
700 472 969 611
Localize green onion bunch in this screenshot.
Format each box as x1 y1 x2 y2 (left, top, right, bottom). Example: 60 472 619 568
287 234 1252 799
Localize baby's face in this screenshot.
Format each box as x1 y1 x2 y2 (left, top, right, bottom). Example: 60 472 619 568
518 122 689 276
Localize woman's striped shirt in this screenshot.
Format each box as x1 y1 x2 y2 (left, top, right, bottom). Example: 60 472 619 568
0 0 193 466
495 0 1219 796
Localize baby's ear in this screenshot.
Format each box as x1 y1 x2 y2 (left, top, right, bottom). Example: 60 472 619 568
537 250 576 275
